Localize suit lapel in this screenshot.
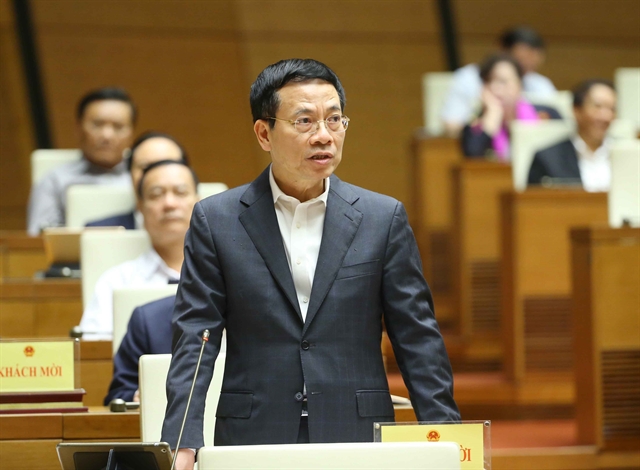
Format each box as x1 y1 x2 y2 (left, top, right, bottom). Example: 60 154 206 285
239 168 303 323
565 142 583 182
303 176 362 334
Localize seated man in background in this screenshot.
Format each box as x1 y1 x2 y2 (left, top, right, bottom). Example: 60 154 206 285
86 131 190 229
104 296 174 404
79 159 199 338
441 26 557 137
104 295 226 404
461 54 561 160
27 88 136 236
528 79 616 191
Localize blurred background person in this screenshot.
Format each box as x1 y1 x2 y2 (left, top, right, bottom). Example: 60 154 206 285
86 131 189 229
528 79 617 191
104 295 175 404
26 87 136 235
79 159 199 338
461 54 561 161
441 26 556 137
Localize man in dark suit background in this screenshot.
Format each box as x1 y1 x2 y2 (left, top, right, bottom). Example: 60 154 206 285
104 296 175 404
162 59 459 470
86 131 190 229
528 79 617 191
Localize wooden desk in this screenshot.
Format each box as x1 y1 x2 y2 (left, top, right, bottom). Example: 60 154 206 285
0 407 140 470
571 226 640 451
80 340 114 407
411 132 462 329
0 279 82 338
452 161 512 344
500 190 608 382
0 405 417 470
0 231 47 279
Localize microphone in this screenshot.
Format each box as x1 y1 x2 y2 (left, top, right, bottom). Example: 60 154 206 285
69 326 83 338
170 329 210 470
109 398 140 412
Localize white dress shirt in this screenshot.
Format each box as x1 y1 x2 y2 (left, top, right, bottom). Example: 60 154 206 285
79 249 180 339
573 136 611 192
440 63 557 125
27 158 131 236
269 167 329 322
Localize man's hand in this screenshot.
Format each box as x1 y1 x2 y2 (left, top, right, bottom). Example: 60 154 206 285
173 448 195 470
132 389 140 403
480 86 504 136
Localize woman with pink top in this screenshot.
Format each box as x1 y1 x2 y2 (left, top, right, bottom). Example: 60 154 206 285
461 53 561 161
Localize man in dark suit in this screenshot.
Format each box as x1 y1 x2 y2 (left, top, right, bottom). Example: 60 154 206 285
86 132 190 229
528 79 617 190
104 296 175 404
162 59 459 470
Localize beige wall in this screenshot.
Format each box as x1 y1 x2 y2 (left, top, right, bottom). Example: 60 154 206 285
1 0 638 230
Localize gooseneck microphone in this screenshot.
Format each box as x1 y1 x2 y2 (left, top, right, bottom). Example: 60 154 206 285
170 329 210 470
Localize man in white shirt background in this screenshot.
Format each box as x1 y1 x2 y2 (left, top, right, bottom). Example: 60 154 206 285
79 158 199 338
27 88 136 235
440 26 557 137
527 79 617 192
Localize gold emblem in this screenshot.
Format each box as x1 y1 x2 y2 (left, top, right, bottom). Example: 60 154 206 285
426 430 440 442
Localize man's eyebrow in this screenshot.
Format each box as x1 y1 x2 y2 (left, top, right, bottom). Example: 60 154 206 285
292 104 342 116
293 107 313 116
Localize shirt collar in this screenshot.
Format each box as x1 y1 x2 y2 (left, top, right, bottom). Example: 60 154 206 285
572 135 611 161
140 249 180 281
81 157 129 176
268 165 330 206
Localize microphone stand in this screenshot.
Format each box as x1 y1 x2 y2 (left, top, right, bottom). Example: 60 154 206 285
170 329 210 470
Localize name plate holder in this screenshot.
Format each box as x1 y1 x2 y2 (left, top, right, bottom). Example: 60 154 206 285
374 420 491 470
0 338 87 413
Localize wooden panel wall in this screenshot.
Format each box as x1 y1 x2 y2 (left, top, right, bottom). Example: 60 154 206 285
1 0 639 230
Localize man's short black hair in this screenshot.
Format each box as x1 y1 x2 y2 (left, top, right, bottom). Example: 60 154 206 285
479 53 524 83
500 26 545 50
137 159 199 199
76 87 137 124
127 131 190 172
572 79 616 108
250 58 346 127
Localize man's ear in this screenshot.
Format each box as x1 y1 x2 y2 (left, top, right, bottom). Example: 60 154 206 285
253 120 272 152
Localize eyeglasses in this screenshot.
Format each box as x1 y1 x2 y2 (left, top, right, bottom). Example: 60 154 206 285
265 114 350 134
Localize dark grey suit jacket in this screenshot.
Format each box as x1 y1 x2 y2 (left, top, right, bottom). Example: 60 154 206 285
161 167 459 449
527 139 582 186
86 211 136 230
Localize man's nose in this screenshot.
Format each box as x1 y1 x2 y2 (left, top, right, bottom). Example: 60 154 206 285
100 124 116 140
309 121 333 144
163 192 179 208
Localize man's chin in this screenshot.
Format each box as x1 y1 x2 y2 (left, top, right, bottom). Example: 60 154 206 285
86 152 122 168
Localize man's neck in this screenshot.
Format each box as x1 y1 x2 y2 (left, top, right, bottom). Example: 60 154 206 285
577 130 604 153
275 177 325 203
154 242 184 273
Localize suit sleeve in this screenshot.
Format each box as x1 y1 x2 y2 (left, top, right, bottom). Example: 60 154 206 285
26 173 64 236
161 202 227 449
381 202 460 422
104 306 150 404
528 152 548 186
461 124 493 158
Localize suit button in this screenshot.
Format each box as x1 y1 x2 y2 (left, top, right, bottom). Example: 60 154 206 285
301 340 310 350
294 392 304 402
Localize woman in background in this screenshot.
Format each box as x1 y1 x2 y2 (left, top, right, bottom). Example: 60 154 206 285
461 53 560 161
